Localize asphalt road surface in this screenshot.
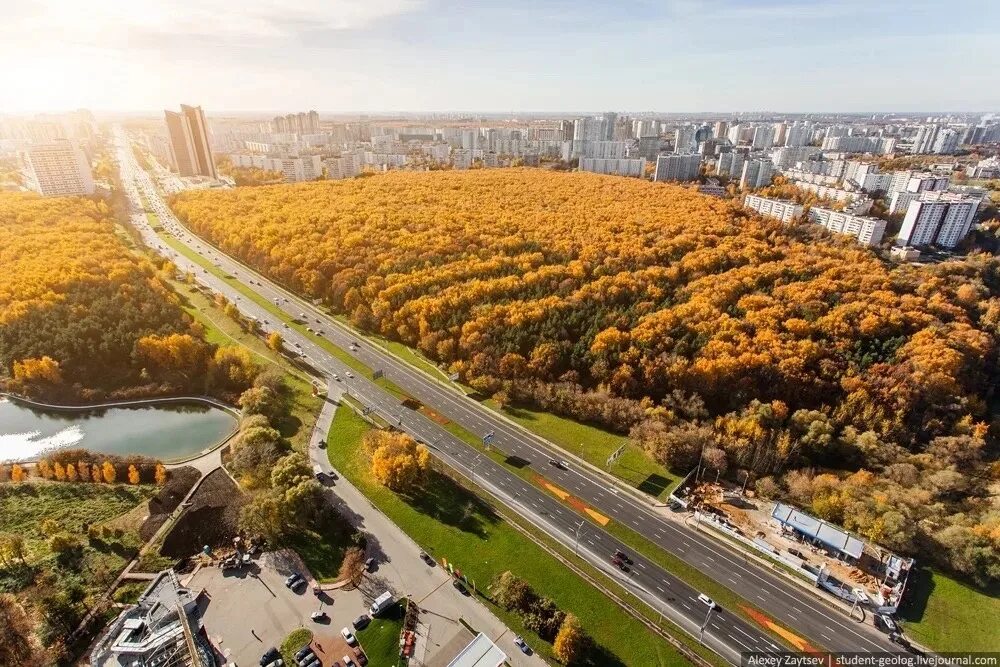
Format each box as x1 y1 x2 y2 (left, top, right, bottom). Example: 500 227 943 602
114 129 899 664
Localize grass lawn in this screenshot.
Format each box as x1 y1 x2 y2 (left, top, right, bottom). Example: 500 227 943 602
325 408 694 667
897 568 1000 651
290 509 358 583
485 400 680 500
357 599 407 667
0 482 156 562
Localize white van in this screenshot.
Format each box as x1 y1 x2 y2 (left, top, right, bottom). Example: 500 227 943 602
369 591 393 616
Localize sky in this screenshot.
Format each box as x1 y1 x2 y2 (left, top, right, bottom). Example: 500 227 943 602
2 0 999 114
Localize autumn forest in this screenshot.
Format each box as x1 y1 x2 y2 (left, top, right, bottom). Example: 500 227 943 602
170 170 1000 583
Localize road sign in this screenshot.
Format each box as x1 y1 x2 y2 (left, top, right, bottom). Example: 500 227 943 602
373 368 384 380
482 431 495 445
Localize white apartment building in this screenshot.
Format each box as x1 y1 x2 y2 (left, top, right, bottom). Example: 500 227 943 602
674 127 696 154
654 153 702 182
324 153 362 180
231 153 323 182
579 157 646 177
586 141 629 159
743 195 803 223
771 146 818 169
752 125 776 149
808 206 886 246
740 159 774 190
896 192 979 248
785 123 812 147
20 139 95 196
792 180 860 203
716 152 745 178
932 128 960 155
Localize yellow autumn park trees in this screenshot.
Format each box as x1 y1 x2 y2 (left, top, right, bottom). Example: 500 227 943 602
173 169 1000 584
363 430 431 492
0 192 259 402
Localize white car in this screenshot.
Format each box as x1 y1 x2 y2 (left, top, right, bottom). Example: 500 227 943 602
853 588 871 604
340 627 357 646
346 371 354 379
697 594 716 609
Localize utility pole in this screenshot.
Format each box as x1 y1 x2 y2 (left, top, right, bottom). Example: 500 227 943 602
573 520 585 555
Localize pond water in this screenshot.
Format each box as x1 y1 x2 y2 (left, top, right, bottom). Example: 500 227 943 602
0 397 237 463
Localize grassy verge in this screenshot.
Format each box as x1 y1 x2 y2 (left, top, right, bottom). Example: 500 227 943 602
326 408 697 667
281 627 314 664
485 400 679 500
358 599 408 667
897 568 1000 651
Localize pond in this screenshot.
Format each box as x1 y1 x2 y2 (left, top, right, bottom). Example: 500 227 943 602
0 397 237 463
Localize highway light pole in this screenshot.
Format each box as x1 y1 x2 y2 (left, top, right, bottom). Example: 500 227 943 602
699 605 715 643
573 519 585 555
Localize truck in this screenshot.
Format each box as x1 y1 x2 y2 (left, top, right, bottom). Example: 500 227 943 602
369 591 393 616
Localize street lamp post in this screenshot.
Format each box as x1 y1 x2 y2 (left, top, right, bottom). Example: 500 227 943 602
699 605 715 643
573 520 585 555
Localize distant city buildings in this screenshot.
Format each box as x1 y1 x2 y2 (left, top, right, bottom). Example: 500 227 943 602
716 152 745 179
230 153 323 182
654 154 702 182
808 207 886 246
164 104 217 179
743 194 803 223
579 157 646 177
19 138 95 196
273 110 320 134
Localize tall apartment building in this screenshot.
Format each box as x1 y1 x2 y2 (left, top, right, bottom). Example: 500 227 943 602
272 111 320 134
674 127 696 154
654 154 702 182
743 195 803 223
896 192 979 248
784 123 812 147
164 104 216 178
932 128 960 155
19 139 95 196
579 157 646 177
752 125 776 149
739 159 774 190
808 206 886 246
713 121 729 139
716 152 745 178
911 124 939 154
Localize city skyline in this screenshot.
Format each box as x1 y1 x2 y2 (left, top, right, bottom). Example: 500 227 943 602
2 0 999 114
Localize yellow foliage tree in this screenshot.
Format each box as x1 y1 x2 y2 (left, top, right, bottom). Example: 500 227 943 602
12 356 62 384
154 463 167 486
53 462 66 482
266 331 283 352
11 465 25 483
128 465 140 485
36 459 52 480
66 463 77 482
364 430 431 492
553 613 589 664
102 461 116 484
91 465 102 483
77 461 89 482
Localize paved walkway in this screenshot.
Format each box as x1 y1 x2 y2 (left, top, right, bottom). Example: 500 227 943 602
308 380 544 666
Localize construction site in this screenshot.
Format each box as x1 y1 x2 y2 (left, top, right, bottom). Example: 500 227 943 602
673 476 914 614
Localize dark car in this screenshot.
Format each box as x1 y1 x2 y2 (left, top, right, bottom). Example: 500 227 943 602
295 646 314 663
514 636 532 655
788 548 805 559
613 549 634 565
285 573 306 591
365 557 376 572
419 551 435 566
352 614 371 630
260 647 281 666
453 580 470 595
611 555 629 571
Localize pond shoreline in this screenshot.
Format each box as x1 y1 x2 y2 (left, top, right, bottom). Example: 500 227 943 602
0 393 239 465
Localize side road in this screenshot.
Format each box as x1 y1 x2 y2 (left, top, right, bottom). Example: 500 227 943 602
308 381 546 666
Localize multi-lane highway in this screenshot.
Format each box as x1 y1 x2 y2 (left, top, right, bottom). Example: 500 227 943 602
114 129 898 663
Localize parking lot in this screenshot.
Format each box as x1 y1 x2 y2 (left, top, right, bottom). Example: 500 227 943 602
187 552 366 666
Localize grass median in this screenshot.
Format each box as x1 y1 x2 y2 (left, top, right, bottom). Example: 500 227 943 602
325 407 695 667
